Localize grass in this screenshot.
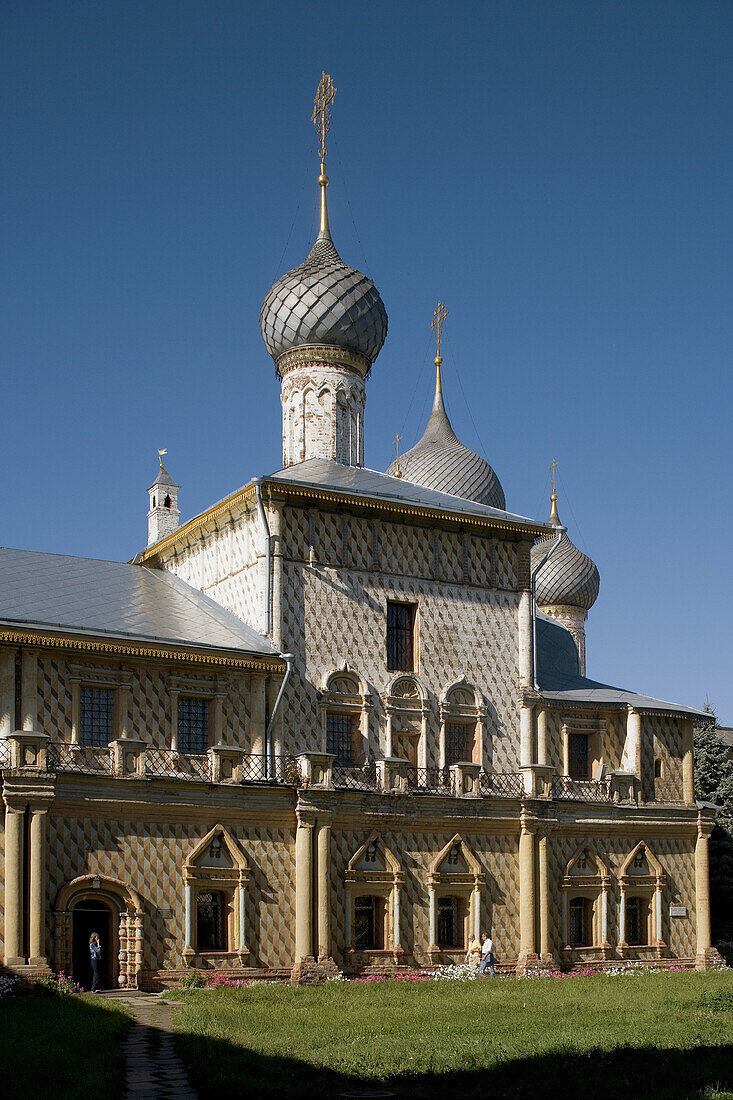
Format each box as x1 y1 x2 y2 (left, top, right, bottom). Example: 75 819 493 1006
2 991 131 1100
172 971 733 1099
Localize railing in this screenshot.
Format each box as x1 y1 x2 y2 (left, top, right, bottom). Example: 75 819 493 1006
479 771 525 799
405 766 452 793
240 754 301 785
47 742 114 775
551 776 611 803
145 749 210 782
0 739 12 769
332 762 379 791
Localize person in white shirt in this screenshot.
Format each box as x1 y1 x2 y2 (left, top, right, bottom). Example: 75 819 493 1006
479 931 495 976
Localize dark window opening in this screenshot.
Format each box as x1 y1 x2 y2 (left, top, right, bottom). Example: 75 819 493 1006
164 495 171 508
178 697 209 754
625 896 647 946
80 687 115 747
152 496 156 508
437 896 461 948
196 890 225 951
327 711 357 765
654 758 663 779
569 896 592 947
387 602 417 672
445 722 474 766
354 895 383 950
568 733 589 779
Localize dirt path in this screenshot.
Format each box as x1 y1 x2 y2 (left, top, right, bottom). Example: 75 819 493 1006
112 993 197 1100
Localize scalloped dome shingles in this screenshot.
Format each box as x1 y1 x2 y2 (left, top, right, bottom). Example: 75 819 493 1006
531 516 600 611
260 235 388 367
386 377 506 510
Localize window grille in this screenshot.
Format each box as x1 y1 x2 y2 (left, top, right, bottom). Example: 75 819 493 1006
178 697 209 754
626 896 645 946
79 687 115 747
326 712 355 765
437 896 459 948
196 890 225 951
569 896 590 946
354 895 377 950
445 722 472 766
568 733 589 780
386 602 416 671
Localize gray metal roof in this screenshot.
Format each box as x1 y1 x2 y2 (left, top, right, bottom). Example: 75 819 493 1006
531 503 600 611
264 459 541 527
536 614 706 717
148 464 179 491
260 231 388 366
386 373 505 509
0 547 277 656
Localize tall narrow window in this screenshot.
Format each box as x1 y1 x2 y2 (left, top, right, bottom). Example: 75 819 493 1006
568 733 589 779
196 890 225 951
445 722 474 766
568 896 592 947
387 602 417 672
437 896 460 948
625 896 647 946
326 712 358 765
178 697 210 754
354 895 384 950
79 687 115 747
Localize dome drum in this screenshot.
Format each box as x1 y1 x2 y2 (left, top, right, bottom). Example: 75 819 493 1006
275 343 372 381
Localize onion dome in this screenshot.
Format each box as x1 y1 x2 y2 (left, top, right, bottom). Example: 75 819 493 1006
386 359 506 509
531 492 600 610
260 172 387 373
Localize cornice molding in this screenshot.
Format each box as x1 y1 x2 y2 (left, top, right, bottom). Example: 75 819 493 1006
276 343 371 380
0 628 285 673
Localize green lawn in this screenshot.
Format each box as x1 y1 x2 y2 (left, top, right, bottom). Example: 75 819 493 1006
172 971 733 1099
2 992 131 1100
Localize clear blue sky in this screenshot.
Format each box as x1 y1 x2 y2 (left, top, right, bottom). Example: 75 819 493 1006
1 1 731 719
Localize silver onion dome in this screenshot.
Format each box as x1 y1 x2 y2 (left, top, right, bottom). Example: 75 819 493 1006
386 362 506 510
531 495 600 610
260 213 387 371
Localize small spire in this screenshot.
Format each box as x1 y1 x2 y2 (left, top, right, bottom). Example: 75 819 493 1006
430 302 449 415
548 458 561 525
393 432 403 478
312 72 336 240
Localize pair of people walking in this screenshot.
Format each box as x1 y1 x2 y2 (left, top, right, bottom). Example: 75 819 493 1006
465 931 496 975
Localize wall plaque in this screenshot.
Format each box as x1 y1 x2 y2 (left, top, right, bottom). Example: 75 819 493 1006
669 905 687 918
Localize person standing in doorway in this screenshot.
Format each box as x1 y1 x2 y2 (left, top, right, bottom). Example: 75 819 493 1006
89 932 102 992
479 931 495 976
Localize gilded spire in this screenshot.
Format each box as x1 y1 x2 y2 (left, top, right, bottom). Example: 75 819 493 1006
430 301 448 411
312 72 336 240
393 433 403 478
548 458 561 525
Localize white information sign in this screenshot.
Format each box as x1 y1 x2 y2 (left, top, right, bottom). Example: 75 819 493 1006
669 905 687 918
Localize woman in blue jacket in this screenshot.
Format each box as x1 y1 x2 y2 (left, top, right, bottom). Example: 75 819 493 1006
89 932 102 992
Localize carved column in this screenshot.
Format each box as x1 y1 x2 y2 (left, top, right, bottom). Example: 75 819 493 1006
316 817 332 961
295 809 315 963
517 810 538 971
3 805 24 965
695 813 715 969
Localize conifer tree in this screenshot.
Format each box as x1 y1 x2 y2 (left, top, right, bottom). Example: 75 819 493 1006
694 713 733 944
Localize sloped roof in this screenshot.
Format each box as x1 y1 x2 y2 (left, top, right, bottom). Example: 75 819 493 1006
536 614 706 718
0 547 277 656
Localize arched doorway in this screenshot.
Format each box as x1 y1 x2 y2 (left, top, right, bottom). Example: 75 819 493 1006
72 899 113 991
54 876 144 989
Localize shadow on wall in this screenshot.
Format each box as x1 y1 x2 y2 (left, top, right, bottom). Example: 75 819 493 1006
171 1033 733 1100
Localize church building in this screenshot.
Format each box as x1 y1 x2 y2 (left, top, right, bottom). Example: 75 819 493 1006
0 77 720 988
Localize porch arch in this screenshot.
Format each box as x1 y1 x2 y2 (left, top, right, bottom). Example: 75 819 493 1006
54 875 144 988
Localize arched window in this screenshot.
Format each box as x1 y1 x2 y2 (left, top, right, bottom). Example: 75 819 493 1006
562 844 613 959
164 494 171 509
427 835 483 961
183 825 250 966
320 667 371 767
345 835 403 965
618 843 667 956
385 674 428 768
439 681 485 769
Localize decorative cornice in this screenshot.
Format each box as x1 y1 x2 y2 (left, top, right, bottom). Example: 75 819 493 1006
0 628 285 673
276 344 371 380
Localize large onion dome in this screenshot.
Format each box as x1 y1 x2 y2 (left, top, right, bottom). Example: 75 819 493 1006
260 186 387 372
531 494 600 610
386 361 506 509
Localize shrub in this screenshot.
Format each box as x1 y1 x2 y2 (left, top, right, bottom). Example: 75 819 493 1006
179 971 206 990
0 974 21 999
35 971 84 996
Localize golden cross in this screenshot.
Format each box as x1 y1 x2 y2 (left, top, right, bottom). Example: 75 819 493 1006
158 448 167 468
312 72 336 163
431 301 448 357
549 458 558 495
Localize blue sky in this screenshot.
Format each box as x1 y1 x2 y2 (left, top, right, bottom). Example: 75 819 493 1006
1 1 731 718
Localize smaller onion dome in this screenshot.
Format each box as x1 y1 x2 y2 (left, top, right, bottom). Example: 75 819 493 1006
531 492 600 610
386 358 506 510
260 169 387 372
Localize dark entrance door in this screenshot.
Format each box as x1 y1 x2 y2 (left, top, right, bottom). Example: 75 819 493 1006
72 900 112 991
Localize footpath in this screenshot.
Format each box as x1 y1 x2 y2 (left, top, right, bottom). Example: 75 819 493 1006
104 992 198 1100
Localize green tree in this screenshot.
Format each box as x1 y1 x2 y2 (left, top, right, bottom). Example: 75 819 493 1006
694 718 733 945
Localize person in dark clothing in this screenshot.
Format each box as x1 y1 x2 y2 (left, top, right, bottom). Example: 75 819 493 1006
89 932 102 992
